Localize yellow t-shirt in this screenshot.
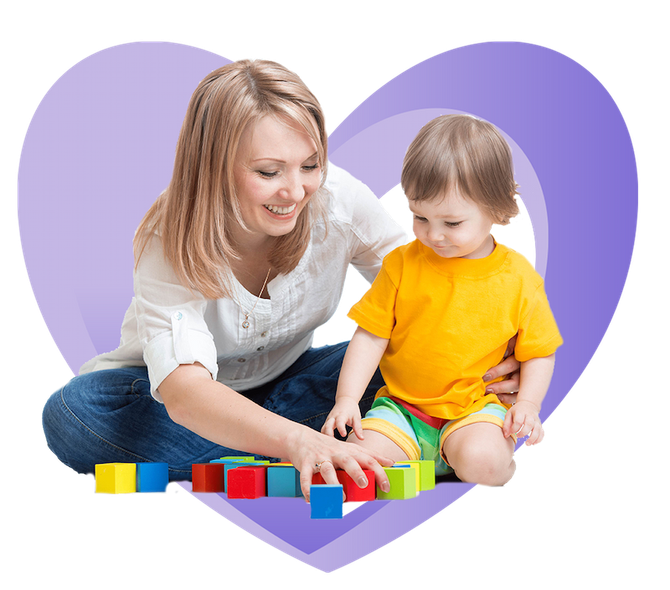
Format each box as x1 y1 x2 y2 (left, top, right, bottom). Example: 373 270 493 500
348 239 563 420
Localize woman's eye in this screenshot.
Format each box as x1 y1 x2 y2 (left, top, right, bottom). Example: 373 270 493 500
302 163 320 172
257 170 279 178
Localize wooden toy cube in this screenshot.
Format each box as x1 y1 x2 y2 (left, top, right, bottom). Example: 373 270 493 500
312 469 375 501
394 463 420 493
192 463 225 493
224 461 269 492
377 466 417 500
227 466 267 499
95 463 136 494
216 455 257 462
337 470 376 502
136 462 169 493
267 465 303 497
207 458 251 493
310 484 343 519
404 460 436 490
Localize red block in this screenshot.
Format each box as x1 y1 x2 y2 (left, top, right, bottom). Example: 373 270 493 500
192 463 225 493
311 469 376 501
227 466 267 499
339 470 376 502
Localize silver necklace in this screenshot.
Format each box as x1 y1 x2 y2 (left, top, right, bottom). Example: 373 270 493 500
241 267 272 329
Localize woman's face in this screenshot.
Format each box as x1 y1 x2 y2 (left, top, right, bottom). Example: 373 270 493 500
233 115 321 243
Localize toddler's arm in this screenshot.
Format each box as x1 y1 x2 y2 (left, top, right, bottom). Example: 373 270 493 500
502 354 555 445
321 326 389 440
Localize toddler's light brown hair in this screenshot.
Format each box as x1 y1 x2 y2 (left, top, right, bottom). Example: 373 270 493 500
401 114 519 224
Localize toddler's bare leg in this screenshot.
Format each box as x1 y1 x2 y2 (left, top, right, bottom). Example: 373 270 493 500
442 422 515 486
347 430 410 464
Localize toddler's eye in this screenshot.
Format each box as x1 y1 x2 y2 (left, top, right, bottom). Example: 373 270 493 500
414 215 427 222
445 221 462 228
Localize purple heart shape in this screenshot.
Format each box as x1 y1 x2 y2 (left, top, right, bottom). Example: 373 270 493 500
19 42 636 571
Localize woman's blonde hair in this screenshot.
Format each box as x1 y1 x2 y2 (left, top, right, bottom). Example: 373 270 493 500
133 59 328 299
401 114 519 224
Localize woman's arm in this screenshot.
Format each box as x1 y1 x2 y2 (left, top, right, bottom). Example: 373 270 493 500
159 363 392 499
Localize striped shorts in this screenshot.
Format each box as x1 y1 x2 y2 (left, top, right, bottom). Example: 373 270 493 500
360 396 514 476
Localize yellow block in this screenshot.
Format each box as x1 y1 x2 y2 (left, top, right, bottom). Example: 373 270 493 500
95 463 136 494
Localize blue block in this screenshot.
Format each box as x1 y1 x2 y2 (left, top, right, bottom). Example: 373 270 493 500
267 466 303 497
310 484 343 519
136 462 169 493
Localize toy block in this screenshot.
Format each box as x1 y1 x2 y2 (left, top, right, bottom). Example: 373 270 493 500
404 460 436 491
336 470 376 502
192 463 225 493
95 463 136 494
394 463 420 494
267 465 303 497
310 484 343 519
215 455 257 462
312 470 375 501
136 462 169 493
224 461 269 492
377 466 416 500
227 466 267 499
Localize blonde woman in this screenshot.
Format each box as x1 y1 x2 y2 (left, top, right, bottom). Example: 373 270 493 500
42 61 519 498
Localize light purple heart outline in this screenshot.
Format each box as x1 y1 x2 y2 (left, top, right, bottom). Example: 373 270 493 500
19 42 637 572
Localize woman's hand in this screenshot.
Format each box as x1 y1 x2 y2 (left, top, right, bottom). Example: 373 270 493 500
284 424 392 501
484 335 520 404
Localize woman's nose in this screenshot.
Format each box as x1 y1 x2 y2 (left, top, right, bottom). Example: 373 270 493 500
280 172 305 201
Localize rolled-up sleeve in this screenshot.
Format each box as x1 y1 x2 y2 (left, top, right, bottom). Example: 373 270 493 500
134 234 218 401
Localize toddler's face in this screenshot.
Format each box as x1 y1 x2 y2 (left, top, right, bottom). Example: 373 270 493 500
409 190 495 259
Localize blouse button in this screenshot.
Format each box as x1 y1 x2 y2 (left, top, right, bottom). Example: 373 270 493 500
173 312 183 320
256 346 265 351
237 358 246 363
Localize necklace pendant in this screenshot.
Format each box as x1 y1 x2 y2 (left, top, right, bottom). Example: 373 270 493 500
242 319 250 329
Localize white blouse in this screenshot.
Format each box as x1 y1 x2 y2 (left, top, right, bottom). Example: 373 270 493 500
79 164 407 402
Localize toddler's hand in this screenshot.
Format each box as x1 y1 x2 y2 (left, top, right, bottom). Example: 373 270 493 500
321 398 364 441
503 400 543 445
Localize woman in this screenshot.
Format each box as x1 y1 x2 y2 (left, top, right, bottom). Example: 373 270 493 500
42 60 519 498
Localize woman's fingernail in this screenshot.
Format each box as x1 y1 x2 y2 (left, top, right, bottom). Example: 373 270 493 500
486 388 494 394
483 373 492 382
358 475 369 487
383 481 390 493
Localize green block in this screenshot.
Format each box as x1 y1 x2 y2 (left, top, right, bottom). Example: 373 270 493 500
217 456 256 462
377 466 417 500
405 460 436 491
394 463 420 492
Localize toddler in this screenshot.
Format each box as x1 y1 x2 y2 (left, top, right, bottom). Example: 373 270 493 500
322 114 562 485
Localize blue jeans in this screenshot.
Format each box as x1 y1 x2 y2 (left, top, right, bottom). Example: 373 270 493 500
42 343 382 481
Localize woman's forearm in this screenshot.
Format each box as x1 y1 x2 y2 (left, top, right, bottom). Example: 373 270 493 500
159 363 307 460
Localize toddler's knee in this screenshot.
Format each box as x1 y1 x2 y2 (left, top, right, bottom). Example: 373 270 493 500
450 442 515 486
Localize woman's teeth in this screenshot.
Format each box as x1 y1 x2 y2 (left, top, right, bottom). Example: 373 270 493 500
264 204 296 215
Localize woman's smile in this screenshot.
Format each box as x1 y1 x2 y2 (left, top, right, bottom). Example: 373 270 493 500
263 203 298 217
